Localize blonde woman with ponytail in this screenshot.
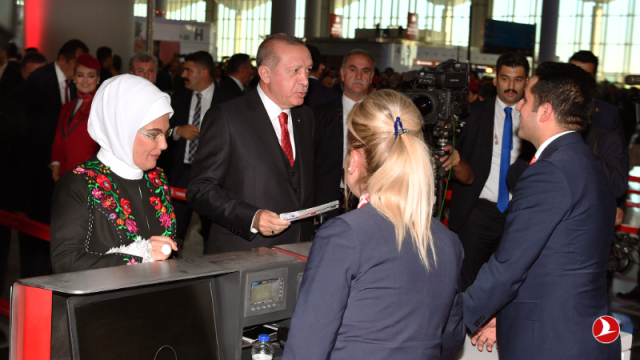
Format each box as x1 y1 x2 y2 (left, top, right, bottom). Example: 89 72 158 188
283 90 464 360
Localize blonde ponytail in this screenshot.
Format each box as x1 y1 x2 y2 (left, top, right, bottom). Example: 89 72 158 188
345 90 436 269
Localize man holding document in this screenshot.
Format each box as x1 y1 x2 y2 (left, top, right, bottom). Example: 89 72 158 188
187 34 316 254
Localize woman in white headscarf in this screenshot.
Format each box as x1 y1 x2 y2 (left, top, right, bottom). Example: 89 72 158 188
50 75 178 273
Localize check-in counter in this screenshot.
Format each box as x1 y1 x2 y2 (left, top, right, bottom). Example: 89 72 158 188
10 248 305 360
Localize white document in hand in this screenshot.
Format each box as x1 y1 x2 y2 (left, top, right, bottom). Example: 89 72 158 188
279 201 340 222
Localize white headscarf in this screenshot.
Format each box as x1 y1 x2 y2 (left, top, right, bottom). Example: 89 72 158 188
88 74 173 179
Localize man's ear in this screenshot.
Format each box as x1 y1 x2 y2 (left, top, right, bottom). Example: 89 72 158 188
258 65 270 84
340 67 345 82
538 103 553 123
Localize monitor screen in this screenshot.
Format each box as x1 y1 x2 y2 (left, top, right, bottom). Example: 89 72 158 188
250 279 281 305
67 279 218 360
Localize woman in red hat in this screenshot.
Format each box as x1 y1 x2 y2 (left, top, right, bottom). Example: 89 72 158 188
51 54 101 181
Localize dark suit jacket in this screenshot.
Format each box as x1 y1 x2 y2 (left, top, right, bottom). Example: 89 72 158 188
215 75 245 102
8 62 77 167
6 62 76 221
283 205 464 360
304 77 340 109
313 97 344 208
0 61 23 97
448 98 495 232
187 89 315 253
464 132 620 359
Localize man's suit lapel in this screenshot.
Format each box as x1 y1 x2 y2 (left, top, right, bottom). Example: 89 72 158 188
245 90 296 190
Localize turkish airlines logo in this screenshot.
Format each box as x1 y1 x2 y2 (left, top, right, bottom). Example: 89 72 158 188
592 316 620 344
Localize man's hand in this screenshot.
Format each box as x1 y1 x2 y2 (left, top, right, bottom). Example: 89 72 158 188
615 207 624 226
436 145 460 171
176 125 200 140
149 236 178 261
51 164 61 182
253 209 291 236
471 316 497 352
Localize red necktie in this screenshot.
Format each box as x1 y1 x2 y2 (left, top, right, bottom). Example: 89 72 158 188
64 80 70 104
278 112 294 166
529 156 537 165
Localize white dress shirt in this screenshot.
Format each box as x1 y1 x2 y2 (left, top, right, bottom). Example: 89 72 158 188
54 61 70 105
534 131 575 160
257 84 296 159
479 96 522 202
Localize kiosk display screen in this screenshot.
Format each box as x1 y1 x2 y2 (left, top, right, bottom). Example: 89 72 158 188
250 279 281 304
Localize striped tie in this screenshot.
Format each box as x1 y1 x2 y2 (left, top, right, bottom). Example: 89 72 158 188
187 92 202 164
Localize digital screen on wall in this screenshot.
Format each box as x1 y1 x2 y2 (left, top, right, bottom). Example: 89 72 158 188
67 279 218 360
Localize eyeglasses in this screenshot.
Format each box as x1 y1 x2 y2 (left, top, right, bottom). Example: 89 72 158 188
138 128 173 142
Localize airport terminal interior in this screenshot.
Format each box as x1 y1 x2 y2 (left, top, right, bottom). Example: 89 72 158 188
1 0 640 358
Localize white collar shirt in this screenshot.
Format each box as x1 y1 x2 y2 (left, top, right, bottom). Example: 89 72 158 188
257 84 296 160
479 96 523 202
54 61 70 105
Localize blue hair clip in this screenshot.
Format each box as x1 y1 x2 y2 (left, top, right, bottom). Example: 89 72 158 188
394 117 409 140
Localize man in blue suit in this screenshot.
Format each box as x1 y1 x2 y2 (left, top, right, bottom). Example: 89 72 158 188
464 62 620 359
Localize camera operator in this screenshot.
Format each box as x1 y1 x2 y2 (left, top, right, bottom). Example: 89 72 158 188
447 52 530 291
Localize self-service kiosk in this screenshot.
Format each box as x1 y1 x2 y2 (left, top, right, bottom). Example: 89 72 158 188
10 247 308 360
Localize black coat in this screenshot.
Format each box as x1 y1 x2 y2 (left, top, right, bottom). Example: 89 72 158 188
0 61 23 97
215 75 245 102
51 157 177 273
187 89 315 253
312 97 344 210
304 77 340 109
7 62 77 222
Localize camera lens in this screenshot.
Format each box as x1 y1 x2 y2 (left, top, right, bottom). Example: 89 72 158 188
413 95 434 117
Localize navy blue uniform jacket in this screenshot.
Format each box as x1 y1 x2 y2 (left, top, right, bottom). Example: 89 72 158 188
283 204 465 360
464 132 620 359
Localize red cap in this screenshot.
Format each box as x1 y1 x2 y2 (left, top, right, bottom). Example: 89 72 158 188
76 54 101 71
372 74 379 87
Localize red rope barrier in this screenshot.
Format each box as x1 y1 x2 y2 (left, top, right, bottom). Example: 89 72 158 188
0 209 50 242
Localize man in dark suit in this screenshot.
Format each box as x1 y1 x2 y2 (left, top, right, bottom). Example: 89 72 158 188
96 46 113 84
19 52 47 80
7 39 88 277
304 45 339 108
0 43 23 96
215 53 251 100
448 52 530 291
187 33 315 254
466 62 620 359
167 51 216 245
569 51 629 217
313 49 374 215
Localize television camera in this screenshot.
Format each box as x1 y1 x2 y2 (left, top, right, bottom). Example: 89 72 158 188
402 59 470 218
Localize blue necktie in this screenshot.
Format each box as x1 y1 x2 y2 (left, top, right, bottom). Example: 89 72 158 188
497 107 513 213
187 92 202 164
